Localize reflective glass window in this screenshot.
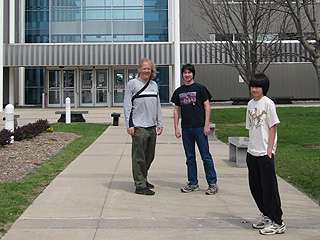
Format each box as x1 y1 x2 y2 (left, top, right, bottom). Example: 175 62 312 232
145 28 168 42
154 66 169 103
113 8 143 20
26 0 49 10
145 10 168 28
84 8 111 20
26 0 169 43
51 35 81 43
84 35 112 42
83 0 112 7
52 0 81 7
113 0 143 7
26 11 49 29
25 29 49 43
25 68 45 105
144 0 168 9
51 8 81 21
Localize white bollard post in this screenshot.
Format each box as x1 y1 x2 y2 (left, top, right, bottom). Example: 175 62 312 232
42 93 45 108
66 97 71 124
5 104 14 143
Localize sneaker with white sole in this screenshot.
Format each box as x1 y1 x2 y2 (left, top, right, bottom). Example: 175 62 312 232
205 184 219 195
259 221 286 235
252 213 271 229
181 182 200 193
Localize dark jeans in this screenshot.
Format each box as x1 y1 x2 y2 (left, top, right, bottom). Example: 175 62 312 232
131 127 157 189
182 127 217 186
246 152 283 224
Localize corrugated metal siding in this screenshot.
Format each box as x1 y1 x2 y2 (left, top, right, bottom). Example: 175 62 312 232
195 63 319 100
3 43 174 67
180 42 311 64
3 41 314 67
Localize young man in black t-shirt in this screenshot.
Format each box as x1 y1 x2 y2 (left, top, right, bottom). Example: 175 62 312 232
171 64 218 195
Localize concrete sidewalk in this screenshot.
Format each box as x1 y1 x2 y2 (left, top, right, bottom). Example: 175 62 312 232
1 106 320 240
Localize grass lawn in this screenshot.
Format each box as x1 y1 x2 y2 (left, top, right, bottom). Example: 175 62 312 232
0 123 108 236
211 106 320 202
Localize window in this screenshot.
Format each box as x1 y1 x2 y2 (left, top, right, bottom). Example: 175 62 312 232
154 66 169 103
25 68 45 105
26 0 168 43
25 0 49 43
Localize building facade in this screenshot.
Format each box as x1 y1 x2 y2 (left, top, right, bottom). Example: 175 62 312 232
1 0 319 111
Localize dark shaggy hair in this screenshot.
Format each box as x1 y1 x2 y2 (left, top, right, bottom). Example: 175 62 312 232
181 64 196 78
249 73 270 96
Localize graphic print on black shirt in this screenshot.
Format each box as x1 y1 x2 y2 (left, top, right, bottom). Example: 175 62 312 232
179 92 196 105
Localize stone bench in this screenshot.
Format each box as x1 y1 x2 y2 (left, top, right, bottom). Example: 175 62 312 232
55 111 88 123
228 137 249 168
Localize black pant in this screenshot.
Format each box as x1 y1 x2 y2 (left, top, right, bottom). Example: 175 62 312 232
246 153 283 225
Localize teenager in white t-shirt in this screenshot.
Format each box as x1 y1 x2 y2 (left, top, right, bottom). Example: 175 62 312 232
246 73 286 235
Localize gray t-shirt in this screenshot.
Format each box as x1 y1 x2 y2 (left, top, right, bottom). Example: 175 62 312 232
123 78 163 129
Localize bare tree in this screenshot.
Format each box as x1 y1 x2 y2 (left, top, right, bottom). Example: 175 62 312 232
189 0 289 84
274 0 320 99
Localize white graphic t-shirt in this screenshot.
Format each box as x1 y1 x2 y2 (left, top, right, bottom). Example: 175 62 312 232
246 96 280 157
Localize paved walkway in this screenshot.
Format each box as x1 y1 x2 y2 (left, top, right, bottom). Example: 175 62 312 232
1 105 320 240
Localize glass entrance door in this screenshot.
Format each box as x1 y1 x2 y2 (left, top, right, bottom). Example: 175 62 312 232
48 70 75 107
113 69 125 106
95 70 108 106
113 69 138 106
80 70 93 105
80 69 109 106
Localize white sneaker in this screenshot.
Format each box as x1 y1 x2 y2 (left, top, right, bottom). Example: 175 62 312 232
252 213 271 229
259 221 286 235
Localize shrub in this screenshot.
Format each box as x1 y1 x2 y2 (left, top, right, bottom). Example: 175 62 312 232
0 129 13 146
13 125 31 141
0 119 51 146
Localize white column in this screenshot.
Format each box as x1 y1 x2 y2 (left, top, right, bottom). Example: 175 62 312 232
9 67 14 104
0 0 4 112
9 0 15 105
173 0 181 90
19 0 25 106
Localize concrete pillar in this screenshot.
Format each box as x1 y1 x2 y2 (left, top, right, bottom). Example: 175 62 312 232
0 0 4 112
173 0 181 91
9 1 15 105
19 0 25 106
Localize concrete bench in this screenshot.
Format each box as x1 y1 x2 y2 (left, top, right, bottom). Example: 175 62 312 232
228 137 249 168
55 111 88 123
208 122 216 141
3 115 20 128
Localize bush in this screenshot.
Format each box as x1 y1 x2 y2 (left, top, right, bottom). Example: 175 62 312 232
0 129 13 146
0 119 51 146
